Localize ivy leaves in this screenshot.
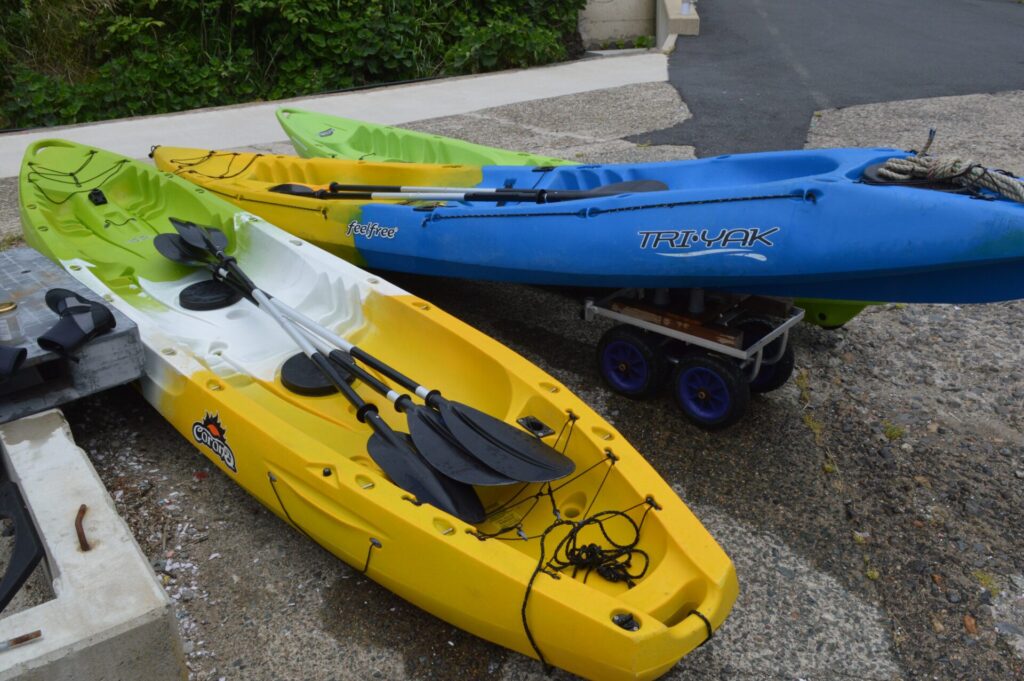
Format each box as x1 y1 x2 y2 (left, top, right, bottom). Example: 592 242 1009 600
0 0 586 129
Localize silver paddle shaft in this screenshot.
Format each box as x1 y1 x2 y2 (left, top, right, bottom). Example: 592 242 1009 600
273 301 433 402
267 299 404 405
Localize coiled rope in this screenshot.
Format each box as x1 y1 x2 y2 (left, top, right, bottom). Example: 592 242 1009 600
877 131 1024 203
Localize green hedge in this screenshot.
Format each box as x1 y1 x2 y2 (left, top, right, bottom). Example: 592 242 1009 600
0 0 586 129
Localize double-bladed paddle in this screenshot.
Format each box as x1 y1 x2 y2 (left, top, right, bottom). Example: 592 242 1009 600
268 179 668 204
276 301 576 484
155 221 574 516
252 280 486 523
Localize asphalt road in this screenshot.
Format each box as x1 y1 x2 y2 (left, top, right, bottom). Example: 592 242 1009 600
643 0 1024 156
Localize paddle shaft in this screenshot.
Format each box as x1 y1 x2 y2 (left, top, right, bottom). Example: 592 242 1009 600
202 254 428 415
273 302 439 405
329 183 498 194
316 189 616 204
190 248 442 409
251 289 384 425
280 304 418 412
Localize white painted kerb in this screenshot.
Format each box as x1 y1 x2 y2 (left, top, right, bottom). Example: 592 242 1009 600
0 53 667 178
0 409 185 681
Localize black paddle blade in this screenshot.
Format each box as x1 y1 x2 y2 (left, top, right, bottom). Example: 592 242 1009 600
438 402 575 483
594 179 669 194
169 217 229 253
153 233 207 266
367 426 485 523
269 183 321 198
407 407 517 486
151 233 195 266
541 180 670 203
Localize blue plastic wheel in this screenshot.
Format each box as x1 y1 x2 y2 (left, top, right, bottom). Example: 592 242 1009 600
672 353 750 430
596 325 667 399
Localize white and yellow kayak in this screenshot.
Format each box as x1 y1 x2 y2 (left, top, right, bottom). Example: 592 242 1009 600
19 139 737 681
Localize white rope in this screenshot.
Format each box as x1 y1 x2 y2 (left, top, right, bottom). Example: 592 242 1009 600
877 154 1024 203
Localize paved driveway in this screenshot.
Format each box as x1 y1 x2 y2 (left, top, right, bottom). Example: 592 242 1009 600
645 0 1024 155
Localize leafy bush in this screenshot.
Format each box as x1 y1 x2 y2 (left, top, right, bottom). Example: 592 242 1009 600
0 0 586 129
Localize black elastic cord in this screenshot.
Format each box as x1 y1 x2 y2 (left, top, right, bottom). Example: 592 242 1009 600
360 538 382 574
689 609 714 646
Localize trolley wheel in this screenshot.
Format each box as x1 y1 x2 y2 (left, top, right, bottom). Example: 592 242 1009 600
736 317 796 394
672 352 750 430
596 325 668 399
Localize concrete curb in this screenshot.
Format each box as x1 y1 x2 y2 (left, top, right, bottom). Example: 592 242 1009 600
658 0 701 52
0 410 185 681
0 53 667 178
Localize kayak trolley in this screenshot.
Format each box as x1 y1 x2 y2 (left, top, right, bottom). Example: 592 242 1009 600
585 289 804 430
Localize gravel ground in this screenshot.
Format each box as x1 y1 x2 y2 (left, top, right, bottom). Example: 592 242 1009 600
2 82 1024 680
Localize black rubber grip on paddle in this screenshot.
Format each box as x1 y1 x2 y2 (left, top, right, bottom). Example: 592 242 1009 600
349 347 421 394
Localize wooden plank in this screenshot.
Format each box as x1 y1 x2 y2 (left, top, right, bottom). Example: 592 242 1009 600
739 296 793 318
610 301 743 347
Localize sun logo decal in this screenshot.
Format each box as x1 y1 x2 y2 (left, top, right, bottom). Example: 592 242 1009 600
192 413 237 472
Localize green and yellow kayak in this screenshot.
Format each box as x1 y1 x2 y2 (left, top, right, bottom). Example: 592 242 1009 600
277 108 569 167
276 108 870 328
20 139 737 681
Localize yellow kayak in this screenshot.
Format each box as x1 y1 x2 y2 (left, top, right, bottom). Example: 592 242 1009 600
23 140 737 680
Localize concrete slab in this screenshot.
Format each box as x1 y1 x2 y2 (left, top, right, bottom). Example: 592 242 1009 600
0 410 185 681
0 54 668 178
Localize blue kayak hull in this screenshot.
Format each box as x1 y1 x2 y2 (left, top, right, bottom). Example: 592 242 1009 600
345 148 1024 304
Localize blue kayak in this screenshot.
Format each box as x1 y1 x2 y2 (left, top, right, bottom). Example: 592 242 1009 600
154 147 1024 304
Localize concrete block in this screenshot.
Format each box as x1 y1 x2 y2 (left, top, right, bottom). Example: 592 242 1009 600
580 0 656 47
657 0 701 53
0 410 185 681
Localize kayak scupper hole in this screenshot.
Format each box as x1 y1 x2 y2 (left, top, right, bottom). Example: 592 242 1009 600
366 277 379 285
591 426 614 441
539 381 560 394
161 347 176 356
207 380 223 391
209 342 227 357
352 455 375 469
289 239 303 247
561 491 586 520
194 188 205 193
69 264 81 271
26 204 36 210
412 301 430 310
38 226 48 232
355 474 375 489
433 518 456 536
